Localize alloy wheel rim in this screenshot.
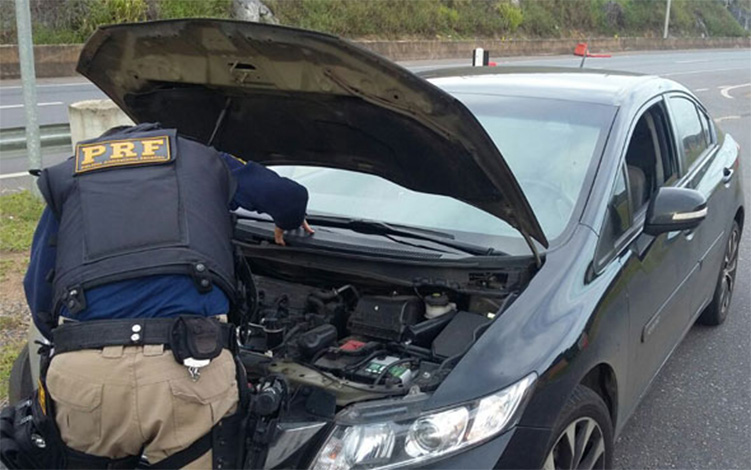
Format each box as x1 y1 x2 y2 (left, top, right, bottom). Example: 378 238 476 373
543 417 606 470
719 226 740 316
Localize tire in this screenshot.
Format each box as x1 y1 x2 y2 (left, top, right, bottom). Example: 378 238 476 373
697 220 741 326
8 342 33 404
543 386 614 470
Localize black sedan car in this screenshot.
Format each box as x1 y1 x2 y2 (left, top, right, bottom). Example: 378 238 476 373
13 20 745 469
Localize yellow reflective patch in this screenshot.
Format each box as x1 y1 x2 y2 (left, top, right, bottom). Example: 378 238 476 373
37 379 46 415
75 136 172 174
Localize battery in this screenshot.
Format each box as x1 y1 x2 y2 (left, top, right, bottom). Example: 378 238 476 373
355 356 413 385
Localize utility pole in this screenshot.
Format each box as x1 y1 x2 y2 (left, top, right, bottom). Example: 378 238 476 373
14 0 42 195
663 0 672 39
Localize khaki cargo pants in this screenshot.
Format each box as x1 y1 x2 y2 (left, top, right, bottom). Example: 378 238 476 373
45 345 239 469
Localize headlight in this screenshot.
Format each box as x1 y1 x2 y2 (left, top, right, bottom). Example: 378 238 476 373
311 373 536 470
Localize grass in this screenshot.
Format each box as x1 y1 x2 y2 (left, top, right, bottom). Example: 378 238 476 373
0 257 28 283
0 191 41 403
0 191 44 253
0 338 26 404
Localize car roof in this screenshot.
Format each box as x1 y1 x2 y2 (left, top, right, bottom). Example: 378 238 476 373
420 66 679 106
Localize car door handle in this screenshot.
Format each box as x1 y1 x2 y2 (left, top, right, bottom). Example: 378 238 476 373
723 167 735 183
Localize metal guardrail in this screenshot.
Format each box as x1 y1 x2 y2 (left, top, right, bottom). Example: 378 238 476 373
0 123 71 152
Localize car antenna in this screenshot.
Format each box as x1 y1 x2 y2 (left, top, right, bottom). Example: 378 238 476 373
208 97 232 147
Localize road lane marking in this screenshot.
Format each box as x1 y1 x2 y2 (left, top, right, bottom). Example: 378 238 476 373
719 83 751 100
663 67 750 77
694 88 709 92
676 59 709 64
716 115 741 122
0 101 64 110
0 82 93 90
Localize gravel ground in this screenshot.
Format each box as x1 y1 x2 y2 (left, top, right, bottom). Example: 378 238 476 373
0 252 32 407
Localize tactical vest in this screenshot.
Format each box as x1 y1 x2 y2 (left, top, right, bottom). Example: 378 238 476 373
38 123 238 315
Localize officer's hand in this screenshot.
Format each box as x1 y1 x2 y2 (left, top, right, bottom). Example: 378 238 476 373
274 220 315 246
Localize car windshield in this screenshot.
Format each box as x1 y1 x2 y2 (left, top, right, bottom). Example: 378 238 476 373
272 95 615 248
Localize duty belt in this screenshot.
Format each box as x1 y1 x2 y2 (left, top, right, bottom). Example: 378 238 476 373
52 318 235 355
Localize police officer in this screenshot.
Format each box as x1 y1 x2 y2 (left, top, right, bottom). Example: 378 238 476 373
22 123 313 469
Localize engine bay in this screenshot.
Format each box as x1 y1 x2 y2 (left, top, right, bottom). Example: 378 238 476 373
237 270 525 407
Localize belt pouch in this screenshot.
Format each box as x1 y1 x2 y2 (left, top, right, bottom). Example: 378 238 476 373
170 315 223 365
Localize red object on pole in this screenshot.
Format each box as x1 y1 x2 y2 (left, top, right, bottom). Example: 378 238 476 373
574 42 612 58
574 43 588 56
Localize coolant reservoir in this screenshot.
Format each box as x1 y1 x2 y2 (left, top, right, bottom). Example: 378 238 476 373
424 293 456 319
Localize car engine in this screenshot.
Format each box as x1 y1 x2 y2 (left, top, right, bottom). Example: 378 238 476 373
237 274 517 407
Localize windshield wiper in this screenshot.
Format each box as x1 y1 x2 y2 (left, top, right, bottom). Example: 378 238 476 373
304 215 502 256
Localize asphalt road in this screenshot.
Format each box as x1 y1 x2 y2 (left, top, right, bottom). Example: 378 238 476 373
0 77 107 129
0 48 750 468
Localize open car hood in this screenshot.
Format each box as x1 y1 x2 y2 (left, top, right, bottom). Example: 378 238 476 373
77 19 547 247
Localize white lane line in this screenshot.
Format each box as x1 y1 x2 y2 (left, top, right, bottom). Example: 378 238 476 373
663 67 750 77
0 101 64 110
716 115 741 122
0 82 93 90
676 59 709 64
0 171 30 180
694 88 709 92
719 83 751 100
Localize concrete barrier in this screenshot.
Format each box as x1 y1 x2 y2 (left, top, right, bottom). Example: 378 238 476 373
68 99 134 151
1 36 750 79
360 36 751 60
0 44 80 79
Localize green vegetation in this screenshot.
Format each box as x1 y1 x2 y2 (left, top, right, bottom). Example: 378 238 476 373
0 0 232 44
0 191 44 253
0 190 41 403
0 0 747 43
1 0 747 43
264 0 525 38
0 257 27 283
0 339 26 403
266 0 749 39
155 0 233 20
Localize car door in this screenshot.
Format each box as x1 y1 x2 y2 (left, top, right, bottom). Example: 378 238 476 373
605 99 704 405
665 94 729 316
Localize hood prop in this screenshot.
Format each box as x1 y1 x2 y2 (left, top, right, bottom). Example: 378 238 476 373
208 97 232 147
520 229 542 268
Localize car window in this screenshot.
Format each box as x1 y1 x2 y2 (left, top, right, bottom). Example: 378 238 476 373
669 96 708 171
597 165 631 264
698 109 714 146
623 103 676 214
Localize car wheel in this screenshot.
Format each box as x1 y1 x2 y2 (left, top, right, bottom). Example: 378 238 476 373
698 220 741 326
543 385 613 470
8 342 33 404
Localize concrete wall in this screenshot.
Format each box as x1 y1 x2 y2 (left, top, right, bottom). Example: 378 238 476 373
360 36 751 61
1 36 750 79
0 44 80 79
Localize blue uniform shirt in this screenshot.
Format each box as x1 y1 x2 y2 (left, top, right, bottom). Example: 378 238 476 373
24 154 308 339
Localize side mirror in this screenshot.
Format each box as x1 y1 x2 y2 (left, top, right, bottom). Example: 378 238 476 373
644 187 707 236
